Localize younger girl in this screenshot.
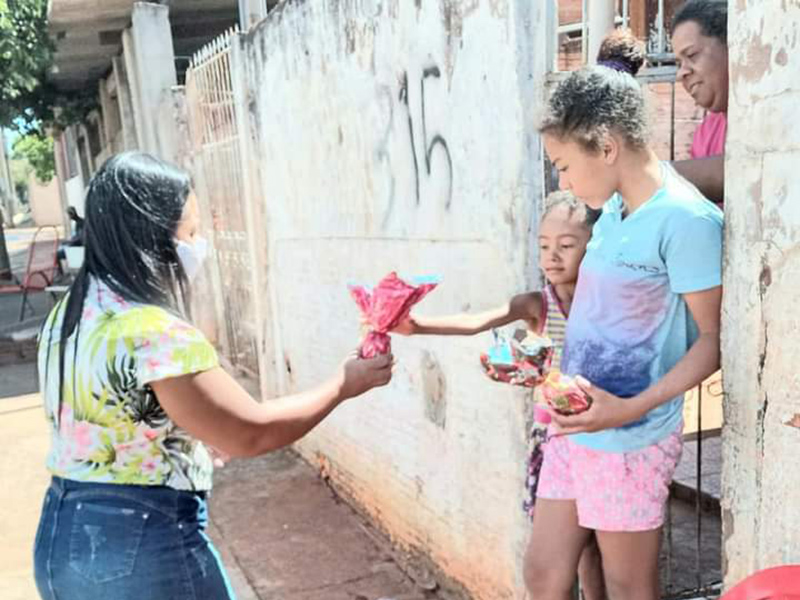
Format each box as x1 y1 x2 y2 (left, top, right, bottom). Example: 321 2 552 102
394 191 606 600
526 65 723 600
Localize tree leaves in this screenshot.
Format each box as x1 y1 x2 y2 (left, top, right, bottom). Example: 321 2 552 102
0 0 53 129
0 0 97 132
11 132 55 182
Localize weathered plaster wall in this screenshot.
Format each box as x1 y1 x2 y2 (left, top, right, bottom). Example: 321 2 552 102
721 0 800 587
236 1 550 596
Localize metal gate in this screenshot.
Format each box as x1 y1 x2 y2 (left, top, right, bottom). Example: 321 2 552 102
185 30 260 379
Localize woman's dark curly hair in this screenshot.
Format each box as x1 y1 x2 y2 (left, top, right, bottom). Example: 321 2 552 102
597 28 646 76
672 0 728 44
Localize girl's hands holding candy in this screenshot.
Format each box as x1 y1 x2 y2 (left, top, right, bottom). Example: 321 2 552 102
547 376 646 435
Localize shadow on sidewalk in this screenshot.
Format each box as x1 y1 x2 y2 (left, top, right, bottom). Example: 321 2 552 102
0 359 37 399
209 449 448 600
0 290 49 399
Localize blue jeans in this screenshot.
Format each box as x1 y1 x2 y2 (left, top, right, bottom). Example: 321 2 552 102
34 477 237 600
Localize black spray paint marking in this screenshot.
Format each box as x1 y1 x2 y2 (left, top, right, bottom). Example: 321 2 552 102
398 64 454 210
420 65 453 209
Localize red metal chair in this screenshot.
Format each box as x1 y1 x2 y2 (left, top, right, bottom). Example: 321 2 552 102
0 226 60 321
720 566 800 600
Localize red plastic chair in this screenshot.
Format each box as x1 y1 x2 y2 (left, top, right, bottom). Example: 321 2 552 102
720 566 800 600
0 226 60 321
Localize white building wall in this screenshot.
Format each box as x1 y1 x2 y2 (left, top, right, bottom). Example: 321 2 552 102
235 1 549 596
722 0 800 588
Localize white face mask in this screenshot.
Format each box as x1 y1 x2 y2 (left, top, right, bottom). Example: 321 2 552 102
175 236 209 281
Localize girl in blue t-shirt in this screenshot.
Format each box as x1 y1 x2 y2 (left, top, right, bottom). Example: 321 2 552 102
524 66 723 600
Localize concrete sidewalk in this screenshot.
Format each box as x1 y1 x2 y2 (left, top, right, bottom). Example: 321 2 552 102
0 392 50 600
210 451 440 600
0 359 441 600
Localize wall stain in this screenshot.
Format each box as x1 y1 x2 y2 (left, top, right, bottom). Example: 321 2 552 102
759 264 772 295
739 34 773 83
441 0 480 38
747 172 764 244
439 0 480 84
284 354 294 386
345 20 357 53
488 0 509 20
420 350 447 428
721 507 734 580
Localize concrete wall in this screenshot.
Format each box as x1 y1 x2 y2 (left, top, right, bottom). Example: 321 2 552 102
27 175 64 227
721 0 800 588
235 1 549 596
63 176 85 218
123 2 179 157
111 56 139 152
156 86 192 171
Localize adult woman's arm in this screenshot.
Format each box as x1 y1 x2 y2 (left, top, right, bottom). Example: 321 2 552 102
672 155 725 204
151 354 392 457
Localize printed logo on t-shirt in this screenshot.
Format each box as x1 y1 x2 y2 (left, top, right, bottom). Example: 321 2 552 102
614 253 661 275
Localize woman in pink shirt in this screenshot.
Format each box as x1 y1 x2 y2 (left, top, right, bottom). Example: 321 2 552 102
671 0 728 198
672 0 729 158
689 112 726 160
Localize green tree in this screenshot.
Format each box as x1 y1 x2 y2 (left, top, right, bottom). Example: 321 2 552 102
0 0 96 133
12 133 54 182
0 0 52 129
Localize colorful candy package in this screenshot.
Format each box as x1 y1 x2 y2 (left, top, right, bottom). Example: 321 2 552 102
349 272 438 359
540 371 592 416
479 329 554 388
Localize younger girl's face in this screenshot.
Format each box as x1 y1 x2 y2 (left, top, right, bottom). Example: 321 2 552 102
538 205 591 286
543 134 617 210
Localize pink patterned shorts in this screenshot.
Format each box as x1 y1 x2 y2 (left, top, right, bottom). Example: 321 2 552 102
536 428 683 532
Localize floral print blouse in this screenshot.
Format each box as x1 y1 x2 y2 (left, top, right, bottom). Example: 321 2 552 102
37 278 219 491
